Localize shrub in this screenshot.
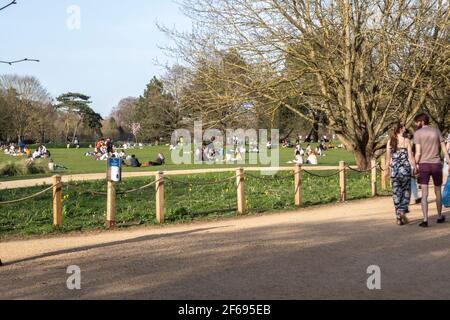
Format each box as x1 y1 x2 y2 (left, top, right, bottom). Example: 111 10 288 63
0 159 48 177
0 161 24 176
26 160 48 175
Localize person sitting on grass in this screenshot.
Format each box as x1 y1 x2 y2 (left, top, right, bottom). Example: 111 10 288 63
95 138 105 153
130 154 141 168
39 145 48 158
306 151 319 165
282 139 289 148
294 150 304 165
32 149 41 159
24 146 32 158
117 150 127 159
306 144 312 155
235 149 243 161
18 141 25 153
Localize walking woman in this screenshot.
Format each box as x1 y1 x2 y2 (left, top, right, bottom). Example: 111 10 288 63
444 133 450 184
386 122 417 226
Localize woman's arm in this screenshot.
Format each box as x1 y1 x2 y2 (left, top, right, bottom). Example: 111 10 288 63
443 141 450 161
385 140 392 178
407 139 416 169
442 141 450 174
386 140 391 166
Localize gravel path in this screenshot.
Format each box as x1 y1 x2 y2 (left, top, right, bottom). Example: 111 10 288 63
1 195 449 300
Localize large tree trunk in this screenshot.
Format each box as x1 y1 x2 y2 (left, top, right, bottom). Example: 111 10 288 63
280 128 294 143
72 119 82 143
305 124 319 143
305 112 321 142
64 121 71 142
353 149 373 171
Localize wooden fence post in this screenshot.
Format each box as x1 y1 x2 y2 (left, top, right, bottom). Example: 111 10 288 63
294 164 302 207
156 171 165 224
52 175 62 228
371 159 377 197
381 157 387 191
236 168 246 215
339 161 347 202
106 180 116 228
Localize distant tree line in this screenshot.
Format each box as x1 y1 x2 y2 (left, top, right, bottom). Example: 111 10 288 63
0 74 103 144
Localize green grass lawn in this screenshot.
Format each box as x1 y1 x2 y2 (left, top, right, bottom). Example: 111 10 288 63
0 170 390 238
0 144 356 181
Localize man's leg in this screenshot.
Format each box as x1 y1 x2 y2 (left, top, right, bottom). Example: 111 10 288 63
435 186 443 218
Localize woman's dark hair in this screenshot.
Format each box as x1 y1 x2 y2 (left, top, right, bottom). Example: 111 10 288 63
390 122 404 152
403 128 413 140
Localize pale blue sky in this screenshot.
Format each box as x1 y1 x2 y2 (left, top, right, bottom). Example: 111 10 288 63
0 0 191 116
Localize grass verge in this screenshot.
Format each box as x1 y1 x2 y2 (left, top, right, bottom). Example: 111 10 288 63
0 171 391 239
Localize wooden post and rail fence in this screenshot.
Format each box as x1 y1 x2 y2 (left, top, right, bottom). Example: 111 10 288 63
2 159 389 230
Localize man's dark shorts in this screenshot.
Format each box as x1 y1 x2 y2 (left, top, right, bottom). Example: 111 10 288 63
418 163 443 186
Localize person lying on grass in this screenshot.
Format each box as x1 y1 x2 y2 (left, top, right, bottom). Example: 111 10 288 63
142 153 166 167
48 159 67 171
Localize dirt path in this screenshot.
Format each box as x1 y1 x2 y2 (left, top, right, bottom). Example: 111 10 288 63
1 195 449 300
0 166 347 190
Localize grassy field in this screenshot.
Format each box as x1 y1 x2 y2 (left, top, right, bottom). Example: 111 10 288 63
0 143 377 239
0 144 357 181
0 170 390 238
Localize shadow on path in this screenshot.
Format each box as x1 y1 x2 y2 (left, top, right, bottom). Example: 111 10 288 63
1 227 227 267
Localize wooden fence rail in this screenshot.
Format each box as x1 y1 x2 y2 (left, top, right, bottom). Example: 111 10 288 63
1 160 385 229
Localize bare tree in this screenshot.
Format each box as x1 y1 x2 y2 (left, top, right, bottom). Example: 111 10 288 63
0 74 51 103
110 97 138 138
0 74 52 142
162 0 449 169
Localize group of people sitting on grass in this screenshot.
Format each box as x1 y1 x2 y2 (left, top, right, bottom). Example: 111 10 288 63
194 142 250 163
126 153 166 168
83 137 117 161
1 143 51 159
289 143 328 165
83 138 166 168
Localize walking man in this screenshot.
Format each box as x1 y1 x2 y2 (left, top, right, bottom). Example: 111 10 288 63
414 114 450 228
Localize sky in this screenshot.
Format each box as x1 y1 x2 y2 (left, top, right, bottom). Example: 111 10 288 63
0 0 192 116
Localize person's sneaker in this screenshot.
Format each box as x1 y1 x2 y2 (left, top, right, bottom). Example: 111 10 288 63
419 221 429 228
415 198 422 204
437 216 446 224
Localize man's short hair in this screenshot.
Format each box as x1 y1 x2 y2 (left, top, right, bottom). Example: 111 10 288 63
414 113 430 125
